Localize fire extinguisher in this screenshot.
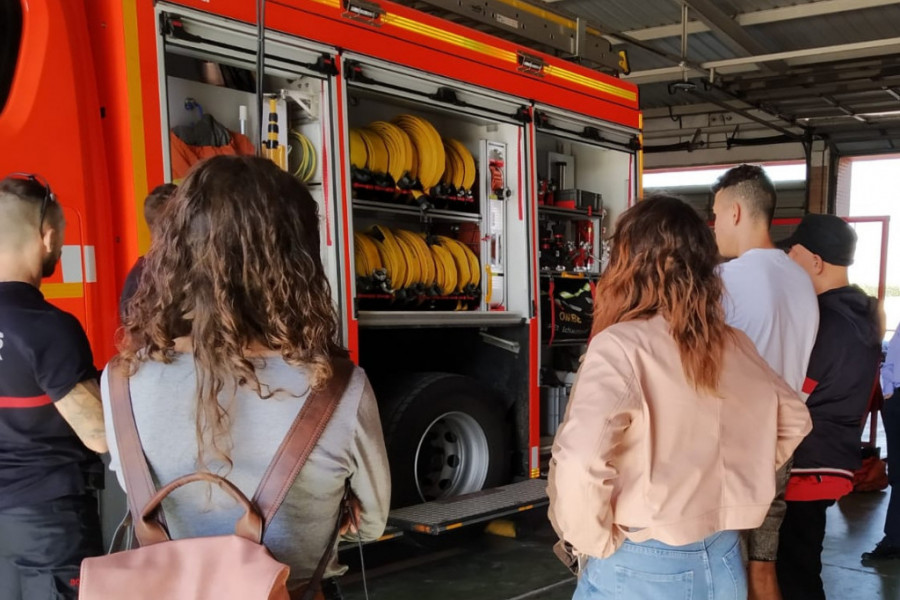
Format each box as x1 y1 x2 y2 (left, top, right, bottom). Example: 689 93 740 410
576 220 594 271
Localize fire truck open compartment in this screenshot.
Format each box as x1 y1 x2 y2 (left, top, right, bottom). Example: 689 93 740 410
156 9 537 514
534 113 639 232
343 56 532 326
156 9 344 296
533 115 639 445
342 58 534 509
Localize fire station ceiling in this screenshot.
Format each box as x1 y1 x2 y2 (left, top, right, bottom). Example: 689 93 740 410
395 0 900 156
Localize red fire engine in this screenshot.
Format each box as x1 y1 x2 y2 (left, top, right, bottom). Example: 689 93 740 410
1 0 641 534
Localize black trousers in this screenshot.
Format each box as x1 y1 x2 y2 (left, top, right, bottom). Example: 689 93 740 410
0 494 103 600
776 499 834 600
884 395 900 545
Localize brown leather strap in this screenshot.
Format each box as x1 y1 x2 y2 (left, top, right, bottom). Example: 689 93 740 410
253 358 355 528
108 363 167 546
137 471 264 544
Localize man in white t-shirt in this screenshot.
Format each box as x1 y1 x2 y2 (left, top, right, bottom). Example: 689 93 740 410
712 164 819 600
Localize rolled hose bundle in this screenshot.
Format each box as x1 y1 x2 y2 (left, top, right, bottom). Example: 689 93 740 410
354 227 480 297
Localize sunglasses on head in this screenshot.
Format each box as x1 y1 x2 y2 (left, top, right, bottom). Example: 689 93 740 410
4 172 57 230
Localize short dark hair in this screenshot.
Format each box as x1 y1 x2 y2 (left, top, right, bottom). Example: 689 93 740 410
711 164 777 225
144 183 176 234
0 174 63 229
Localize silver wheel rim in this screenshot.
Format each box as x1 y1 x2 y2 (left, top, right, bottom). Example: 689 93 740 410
413 411 489 502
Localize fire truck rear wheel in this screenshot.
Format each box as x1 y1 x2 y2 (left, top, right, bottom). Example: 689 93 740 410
378 373 510 508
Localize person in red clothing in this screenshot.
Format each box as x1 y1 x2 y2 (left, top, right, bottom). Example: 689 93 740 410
778 214 883 599
119 183 176 319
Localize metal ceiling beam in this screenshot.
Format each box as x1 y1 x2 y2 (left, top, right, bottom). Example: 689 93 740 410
671 87 805 139
643 122 783 139
676 0 788 72
734 77 900 103
784 99 900 113
822 120 900 130
643 102 749 118
726 64 900 92
820 130 900 143
703 38 900 69
821 96 868 123
644 98 900 123
624 37 900 84
606 0 900 43
817 122 900 134
624 65 738 85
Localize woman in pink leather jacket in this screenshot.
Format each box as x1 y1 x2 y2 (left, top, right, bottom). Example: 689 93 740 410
548 195 811 600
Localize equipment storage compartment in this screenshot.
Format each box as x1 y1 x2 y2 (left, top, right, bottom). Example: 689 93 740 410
156 8 342 301
342 55 531 328
533 106 640 455
534 105 640 237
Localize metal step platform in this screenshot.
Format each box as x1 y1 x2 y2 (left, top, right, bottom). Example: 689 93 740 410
388 478 548 535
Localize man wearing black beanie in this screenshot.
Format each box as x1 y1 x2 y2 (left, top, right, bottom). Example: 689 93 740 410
778 214 883 599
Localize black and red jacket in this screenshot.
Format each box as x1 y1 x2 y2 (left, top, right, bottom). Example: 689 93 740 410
791 286 882 481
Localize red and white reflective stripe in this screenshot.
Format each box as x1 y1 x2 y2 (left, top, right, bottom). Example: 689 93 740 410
0 395 53 409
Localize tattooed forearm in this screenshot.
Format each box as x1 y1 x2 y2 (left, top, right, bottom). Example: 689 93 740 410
54 380 109 453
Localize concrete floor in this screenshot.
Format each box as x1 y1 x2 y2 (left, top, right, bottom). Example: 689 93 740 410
825 491 899 599
342 490 900 600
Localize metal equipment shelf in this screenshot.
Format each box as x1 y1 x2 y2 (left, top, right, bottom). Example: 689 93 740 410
357 293 479 302
542 338 589 347
353 199 481 222
539 271 601 280
357 310 524 328
538 205 602 220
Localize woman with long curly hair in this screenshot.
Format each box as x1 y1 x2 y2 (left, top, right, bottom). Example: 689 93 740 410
547 195 811 600
103 156 389 598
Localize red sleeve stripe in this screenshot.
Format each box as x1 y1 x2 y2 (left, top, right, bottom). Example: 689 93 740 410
0 395 53 409
802 377 819 395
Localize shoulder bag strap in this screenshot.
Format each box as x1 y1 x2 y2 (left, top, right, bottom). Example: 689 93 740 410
252 357 355 528
107 363 168 546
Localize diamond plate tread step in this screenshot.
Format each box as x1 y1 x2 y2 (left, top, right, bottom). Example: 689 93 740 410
388 478 548 535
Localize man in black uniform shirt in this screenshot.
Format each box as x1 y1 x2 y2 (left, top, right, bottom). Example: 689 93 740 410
0 174 107 600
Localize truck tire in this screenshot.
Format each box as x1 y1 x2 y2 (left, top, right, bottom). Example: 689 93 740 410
376 373 510 509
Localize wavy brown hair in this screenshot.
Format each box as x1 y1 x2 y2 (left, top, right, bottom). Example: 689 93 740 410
591 195 733 392
119 155 346 469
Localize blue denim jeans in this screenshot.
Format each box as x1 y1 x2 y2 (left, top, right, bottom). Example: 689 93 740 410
572 531 746 600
